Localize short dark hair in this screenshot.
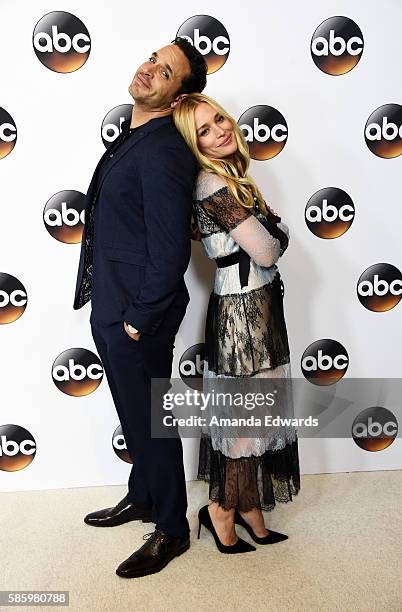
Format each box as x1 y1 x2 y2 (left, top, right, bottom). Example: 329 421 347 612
171 36 207 96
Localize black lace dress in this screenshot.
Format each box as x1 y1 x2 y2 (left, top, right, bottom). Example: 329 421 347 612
193 170 300 512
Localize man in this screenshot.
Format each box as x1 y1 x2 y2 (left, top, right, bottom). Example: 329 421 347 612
73 38 207 578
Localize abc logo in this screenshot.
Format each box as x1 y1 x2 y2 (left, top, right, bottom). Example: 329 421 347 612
43 190 86 244
305 188 355 238
176 15 230 74
179 343 205 390
357 264 402 312
0 273 27 324
112 424 133 464
365 104 402 159
52 348 103 396
301 339 349 385
101 104 133 148
238 106 288 161
311 16 364 75
0 424 36 472
352 407 398 451
0 107 17 160
33 11 91 73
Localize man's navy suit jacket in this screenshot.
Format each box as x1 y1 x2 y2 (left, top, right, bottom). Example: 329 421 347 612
73 115 198 335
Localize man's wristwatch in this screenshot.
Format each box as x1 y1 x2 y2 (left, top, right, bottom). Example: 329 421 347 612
127 324 139 334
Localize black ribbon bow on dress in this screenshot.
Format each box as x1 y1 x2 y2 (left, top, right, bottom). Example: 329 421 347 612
237 247 251 289
215 246 250 289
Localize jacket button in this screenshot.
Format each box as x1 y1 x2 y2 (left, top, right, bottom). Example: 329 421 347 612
109 153 114 158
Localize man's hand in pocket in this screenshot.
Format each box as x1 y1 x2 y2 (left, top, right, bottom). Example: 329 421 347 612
123 321 141 341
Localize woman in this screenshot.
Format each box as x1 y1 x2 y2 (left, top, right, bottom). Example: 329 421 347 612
173 93 300 554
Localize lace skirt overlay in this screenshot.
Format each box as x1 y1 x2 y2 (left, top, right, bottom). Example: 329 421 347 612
198 434 300 512
205 271 290 377
198 271 301 512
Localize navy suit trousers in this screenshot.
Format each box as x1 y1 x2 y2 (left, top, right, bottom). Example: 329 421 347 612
90 298 190 538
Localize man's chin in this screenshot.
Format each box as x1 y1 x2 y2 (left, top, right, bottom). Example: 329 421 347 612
128 92 140 104
129 83 146 102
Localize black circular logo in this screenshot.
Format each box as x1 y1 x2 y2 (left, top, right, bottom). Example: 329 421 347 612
0 107 17 160
352 407 398 451
311 16 364 75
101 104 133 148
238 105 288 160
0 424 36 472
179 343 205 390
43 190 86 244
0 273 27 324
112 424 133 464
305 187 355 238
357 264 402 312
365 104 402 159
52 348 103 396
301 339 349 385
33 11 91 73
176 15 230 74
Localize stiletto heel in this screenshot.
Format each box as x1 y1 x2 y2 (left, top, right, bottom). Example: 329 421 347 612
197 520 202 539
234 510 288 545
197 505 256 554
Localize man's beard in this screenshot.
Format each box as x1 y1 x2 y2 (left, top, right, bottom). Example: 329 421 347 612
129 90 148 105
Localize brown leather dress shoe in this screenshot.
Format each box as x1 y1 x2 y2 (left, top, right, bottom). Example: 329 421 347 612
116 528 190 578
84 494 153 527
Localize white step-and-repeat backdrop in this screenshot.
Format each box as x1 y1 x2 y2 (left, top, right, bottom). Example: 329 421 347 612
1 0 401 492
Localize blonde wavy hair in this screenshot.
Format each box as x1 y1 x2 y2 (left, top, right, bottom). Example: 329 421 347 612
173 93 273 215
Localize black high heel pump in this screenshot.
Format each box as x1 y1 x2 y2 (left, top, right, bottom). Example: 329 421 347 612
234 510 288 544
197 505 256 554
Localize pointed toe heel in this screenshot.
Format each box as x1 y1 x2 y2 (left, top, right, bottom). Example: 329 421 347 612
234 510 288 545
197 505 256 554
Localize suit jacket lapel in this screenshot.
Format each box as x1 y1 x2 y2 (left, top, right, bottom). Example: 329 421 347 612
94 115 173 196
94 129 149 196
84 127 131 206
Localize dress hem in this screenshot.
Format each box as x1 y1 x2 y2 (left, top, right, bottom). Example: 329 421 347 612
197 434 301 513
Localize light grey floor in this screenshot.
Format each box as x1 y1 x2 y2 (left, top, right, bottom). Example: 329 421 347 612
1 471 401 611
